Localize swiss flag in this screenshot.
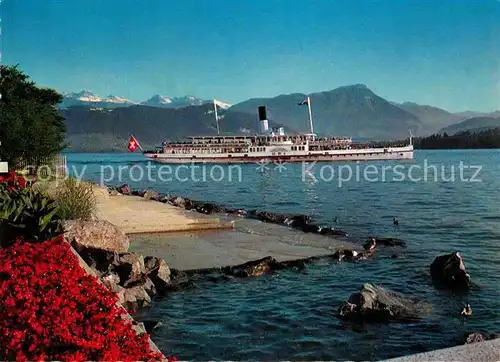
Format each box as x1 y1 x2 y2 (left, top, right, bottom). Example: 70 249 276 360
128 136 140 152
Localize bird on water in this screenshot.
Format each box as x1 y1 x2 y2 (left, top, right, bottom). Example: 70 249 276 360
461 304 472 317
365 238 377 252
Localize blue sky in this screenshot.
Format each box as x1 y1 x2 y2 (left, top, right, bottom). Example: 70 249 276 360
3 0 500 111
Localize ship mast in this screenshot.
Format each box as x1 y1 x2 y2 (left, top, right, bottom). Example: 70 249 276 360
307 96 315 139
213 99 220 135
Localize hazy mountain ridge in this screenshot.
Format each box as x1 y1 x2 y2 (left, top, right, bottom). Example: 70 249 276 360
438 116 500 135
230 84 425 139
63 104 294 152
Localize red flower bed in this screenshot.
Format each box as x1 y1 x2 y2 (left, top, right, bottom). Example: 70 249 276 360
0 170 27 190
0 236 165 361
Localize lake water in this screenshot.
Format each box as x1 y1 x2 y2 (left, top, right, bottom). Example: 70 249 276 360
67 150 500 360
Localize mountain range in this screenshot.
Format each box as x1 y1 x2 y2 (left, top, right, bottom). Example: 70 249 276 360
63 104 293 152
60 90 232 110
60 86 500 152
438 116 500 135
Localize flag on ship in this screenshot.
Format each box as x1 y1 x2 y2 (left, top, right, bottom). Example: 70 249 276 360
298 98 309 106
127 135 141 152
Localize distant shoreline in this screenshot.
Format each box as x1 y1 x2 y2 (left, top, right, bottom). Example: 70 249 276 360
63 147 500 154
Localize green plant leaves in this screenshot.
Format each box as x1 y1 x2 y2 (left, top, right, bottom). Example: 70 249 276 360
0 184 62 244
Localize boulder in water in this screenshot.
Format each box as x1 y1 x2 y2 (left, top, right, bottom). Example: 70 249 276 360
284 215 313 227
144 256 171 294
224 256 279 277
365 237 406 248
337 283 430 323
140 320 164 334
430 252 470 289
118 285 151 310
171 196 187 208
114 252 147 287
316 226 348 236
333 249 366 262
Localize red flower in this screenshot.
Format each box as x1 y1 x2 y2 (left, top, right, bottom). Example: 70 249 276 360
0 237 167 361
0 171 28 190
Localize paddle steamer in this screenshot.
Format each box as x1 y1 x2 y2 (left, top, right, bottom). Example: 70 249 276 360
141 97 414 164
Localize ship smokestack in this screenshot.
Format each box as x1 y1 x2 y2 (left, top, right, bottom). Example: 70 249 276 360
258 106 269 134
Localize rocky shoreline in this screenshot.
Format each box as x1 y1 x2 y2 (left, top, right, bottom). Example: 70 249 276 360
68 183 497 348
111 184 351 237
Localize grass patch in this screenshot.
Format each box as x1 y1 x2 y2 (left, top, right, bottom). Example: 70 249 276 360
54 178 96 221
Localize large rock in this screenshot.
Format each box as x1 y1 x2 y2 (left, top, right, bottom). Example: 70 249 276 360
101 271 122 293
144 256 171 294
139 320 164 334
71 243 119 273
465 333 485 344
142 189 159 200
109 189 121 196
463 333 500 344
224 256 279 277
337 283 430 323
64 219 129 253
117 184 131 195
364 237 407 249
114 252 147 287
430 252 470 289
118 285 152 311
333 249 367 262
171 196 187 208
142 277 157 297
191 200 227 214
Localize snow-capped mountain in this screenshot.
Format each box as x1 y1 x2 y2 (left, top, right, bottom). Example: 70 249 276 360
132 94 232 109
214 99 232 110
169 95 206 108
60 90 136 109
141 94 173 107
59 90 232 110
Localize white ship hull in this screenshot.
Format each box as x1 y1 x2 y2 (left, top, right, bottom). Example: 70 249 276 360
144 145 414 164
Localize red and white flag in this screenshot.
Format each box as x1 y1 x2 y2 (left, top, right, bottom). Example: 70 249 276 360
128 135 141 152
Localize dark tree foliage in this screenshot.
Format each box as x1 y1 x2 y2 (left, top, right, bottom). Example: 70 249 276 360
372 129 500 149
0 65 67 169
413 128 500 149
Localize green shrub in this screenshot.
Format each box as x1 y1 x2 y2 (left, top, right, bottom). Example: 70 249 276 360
54 178 96 221
0 186 62 246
